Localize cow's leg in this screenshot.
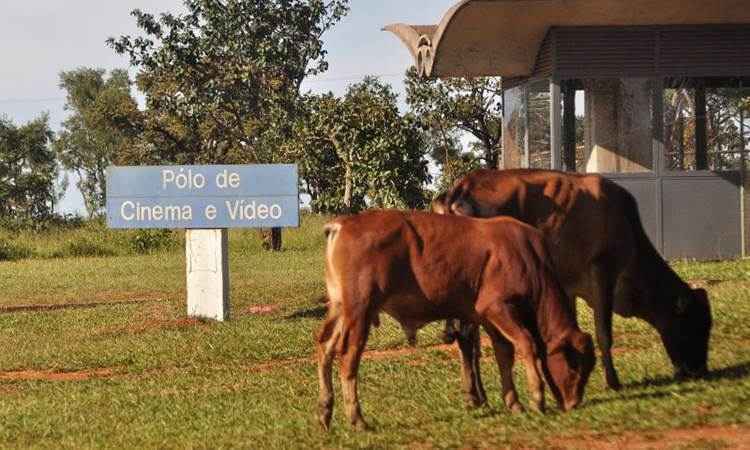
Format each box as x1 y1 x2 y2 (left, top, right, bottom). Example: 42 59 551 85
485 327 523 413
339 313 372 431
316 307 342 431
455 321 486 408
442 319 459 344
481 301 546 413
591 264 621 390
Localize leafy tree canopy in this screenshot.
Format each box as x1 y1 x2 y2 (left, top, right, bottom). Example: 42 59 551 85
288 77 431 213
106 0 349 165
0 115 60 223
54 68 139 218
405 67 502 190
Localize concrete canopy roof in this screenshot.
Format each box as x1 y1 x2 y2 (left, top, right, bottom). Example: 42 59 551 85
384 0 750 78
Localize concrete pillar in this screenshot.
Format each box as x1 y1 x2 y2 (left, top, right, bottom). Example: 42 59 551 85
186 229 229 321
562 81 577 172
584 79 654 173
550 79 562 170
744 172 749 258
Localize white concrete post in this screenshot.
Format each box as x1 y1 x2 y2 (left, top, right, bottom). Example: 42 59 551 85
550 79 562 170
186 229 229 321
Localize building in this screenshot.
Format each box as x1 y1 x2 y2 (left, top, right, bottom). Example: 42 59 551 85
386 0 750 260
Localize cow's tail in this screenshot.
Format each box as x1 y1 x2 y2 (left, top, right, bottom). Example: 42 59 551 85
323 221 343 306
323 222 340 241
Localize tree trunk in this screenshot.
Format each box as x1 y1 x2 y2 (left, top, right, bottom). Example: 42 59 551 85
271 227 282 251
260 228 283 251
343 157 352 214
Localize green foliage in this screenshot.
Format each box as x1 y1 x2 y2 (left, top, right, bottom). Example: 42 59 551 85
54 68 140 218
0 239 34 261
60 239 117 258
405 66 503 186
0 115 60 222
106 0 349 165
435 154 483 194
129 229 179 254
289 77 431 213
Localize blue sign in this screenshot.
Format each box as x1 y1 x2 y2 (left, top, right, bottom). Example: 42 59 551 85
107 165 299 229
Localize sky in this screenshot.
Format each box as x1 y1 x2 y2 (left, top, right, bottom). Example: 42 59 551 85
0 0 457 215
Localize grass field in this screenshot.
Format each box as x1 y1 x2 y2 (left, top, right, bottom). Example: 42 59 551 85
1 215 749 449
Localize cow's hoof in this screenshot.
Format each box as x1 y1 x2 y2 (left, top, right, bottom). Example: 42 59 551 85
606 376 622 391
318 407 333 431
352 419 370 432
529 402 546 414
465 393 486 409
508 402 524 414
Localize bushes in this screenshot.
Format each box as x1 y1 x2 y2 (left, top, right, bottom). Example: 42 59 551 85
0 240 34 261
0 218 181 261
0 213 328 261
129 229 179 254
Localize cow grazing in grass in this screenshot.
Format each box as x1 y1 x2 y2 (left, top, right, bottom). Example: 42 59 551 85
434 169 712 392
316 210 595 431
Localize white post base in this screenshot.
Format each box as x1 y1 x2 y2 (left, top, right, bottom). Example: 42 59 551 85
186 229 229 321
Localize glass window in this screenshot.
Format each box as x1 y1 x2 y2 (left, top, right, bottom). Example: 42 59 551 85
502 84 527 169
528 80 551 169
663 79 750 172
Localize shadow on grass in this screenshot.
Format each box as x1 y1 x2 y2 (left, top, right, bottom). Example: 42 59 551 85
586 388 699 407
285 305 327 320
624 360 750 389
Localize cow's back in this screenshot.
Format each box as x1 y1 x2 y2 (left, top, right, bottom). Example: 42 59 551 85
325 210 554 317
446 170 636 284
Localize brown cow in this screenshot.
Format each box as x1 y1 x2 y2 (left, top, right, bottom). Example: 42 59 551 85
434 169 712 392
316 210 595 431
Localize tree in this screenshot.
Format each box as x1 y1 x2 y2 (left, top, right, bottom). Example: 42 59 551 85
106 0 349 165
107 0 349 250
0 115 59 223
405 67 503 181
288 77 431 213
54 68 139 218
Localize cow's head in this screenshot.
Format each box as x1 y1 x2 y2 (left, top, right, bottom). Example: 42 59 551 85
659 287 711 379
543 330 596 411
431 191 482 217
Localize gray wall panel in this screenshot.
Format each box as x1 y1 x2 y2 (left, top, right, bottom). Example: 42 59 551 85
606 172 742 261
606 176 660 253
661 173 742 260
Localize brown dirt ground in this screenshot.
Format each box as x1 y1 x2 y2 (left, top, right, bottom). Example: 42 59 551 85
0 368 115 382
0 295 166 314
238 304 281 316
547 425 750 450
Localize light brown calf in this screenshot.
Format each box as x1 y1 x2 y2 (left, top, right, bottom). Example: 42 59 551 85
316 210 595 431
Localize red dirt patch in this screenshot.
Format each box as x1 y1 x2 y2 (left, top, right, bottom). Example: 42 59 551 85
0 368 115 382
0 297 164 314
239 304 281 316
688 279 724 289
548 424 750 449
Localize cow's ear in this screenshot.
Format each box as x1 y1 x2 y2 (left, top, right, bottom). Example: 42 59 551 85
450 199 475 216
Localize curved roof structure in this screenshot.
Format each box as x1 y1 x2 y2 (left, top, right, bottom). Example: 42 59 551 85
384 0 750 78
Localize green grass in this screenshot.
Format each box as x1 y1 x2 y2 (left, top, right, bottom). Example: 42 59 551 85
0 216 749 449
